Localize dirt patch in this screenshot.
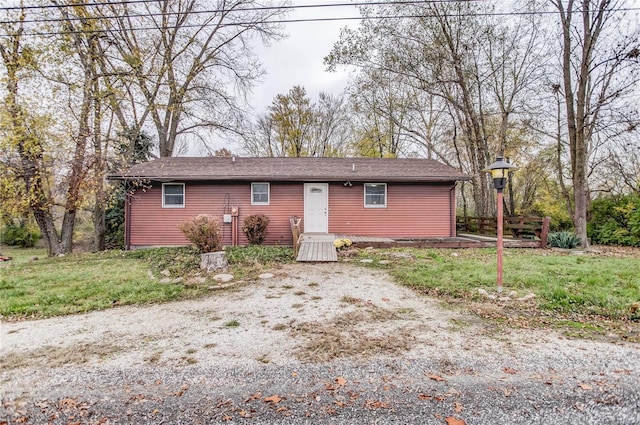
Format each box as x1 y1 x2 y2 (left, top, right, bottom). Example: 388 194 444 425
291 303 420 362
0 341 125 371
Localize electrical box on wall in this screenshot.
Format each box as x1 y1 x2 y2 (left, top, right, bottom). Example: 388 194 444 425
223 214 232 223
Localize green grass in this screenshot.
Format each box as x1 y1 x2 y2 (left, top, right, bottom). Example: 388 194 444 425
0 246 208 319
0 245 295 320
359 248 640 321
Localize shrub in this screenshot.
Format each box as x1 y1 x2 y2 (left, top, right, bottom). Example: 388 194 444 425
547 231 582 249
243 214 269 245
179 215 221 253
588 195 640 247
0 221 41 248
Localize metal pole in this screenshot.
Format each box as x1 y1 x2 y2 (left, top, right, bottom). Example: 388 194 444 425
496 189 504 293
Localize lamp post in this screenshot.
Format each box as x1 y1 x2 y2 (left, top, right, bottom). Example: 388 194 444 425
482 157 518 293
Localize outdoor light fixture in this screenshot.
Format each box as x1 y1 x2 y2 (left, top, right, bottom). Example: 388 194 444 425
482 157 518 293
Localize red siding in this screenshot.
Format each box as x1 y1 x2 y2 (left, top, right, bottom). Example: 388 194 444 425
128 182 303 248
127 181 454 248
327 183 452 238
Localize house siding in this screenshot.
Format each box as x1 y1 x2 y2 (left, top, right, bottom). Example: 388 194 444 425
128 182 303 248
127 181 454 248
327 183 452 238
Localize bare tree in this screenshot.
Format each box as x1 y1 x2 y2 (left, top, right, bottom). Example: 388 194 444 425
103 0 286 157
552 0 640 246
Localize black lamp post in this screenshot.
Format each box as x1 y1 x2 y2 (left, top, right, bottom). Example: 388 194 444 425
482 157 518 293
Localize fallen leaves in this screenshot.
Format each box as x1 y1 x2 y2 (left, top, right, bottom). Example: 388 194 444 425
502 366 517 374
427 373 447 382
335 376 347 387
263 395 282 404
454 402 464 413
445 417 467 425
578 383 593 390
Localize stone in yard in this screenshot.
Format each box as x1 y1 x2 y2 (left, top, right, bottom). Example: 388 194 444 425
360 259 374 263
160 269 171 277
29 256 39 261
259 273 274 279
171 277 183 284
478 288 489 296
378 260 391 265
213 274 234 283
187 276 207 285
159 278 172 284
517 293 536 301
499 296 512 302
508 291 518 298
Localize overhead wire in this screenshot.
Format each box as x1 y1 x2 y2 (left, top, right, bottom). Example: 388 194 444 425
0 0 638 38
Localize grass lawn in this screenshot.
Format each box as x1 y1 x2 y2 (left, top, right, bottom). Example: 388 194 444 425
354 247 640 341
0 245 294 320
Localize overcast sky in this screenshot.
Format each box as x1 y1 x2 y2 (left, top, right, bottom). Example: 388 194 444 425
249 2 361 112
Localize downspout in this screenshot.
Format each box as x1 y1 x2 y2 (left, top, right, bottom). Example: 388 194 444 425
125 179 131 250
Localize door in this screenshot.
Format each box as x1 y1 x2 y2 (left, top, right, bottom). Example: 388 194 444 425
304 183 328 233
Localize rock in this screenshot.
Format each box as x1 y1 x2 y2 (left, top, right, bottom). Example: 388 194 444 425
508 291 518 298
378 260 391 265
57 253 65 257
360 259 374 263
451 252 459 257
258 273 274 279
487 294 497 300
499 296 512 302
390 252 413 259
200 251 228 272
478 288 489 296
517 293 536 301
159 278 172 284
29 256 39 261
171 277 183 284
160 269 171 277
213 274 234 283
187 276 207 285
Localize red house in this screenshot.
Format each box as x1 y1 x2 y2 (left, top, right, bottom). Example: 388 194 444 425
109 157 469 249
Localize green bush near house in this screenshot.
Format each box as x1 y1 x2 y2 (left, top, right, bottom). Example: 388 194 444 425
0 221 41 248
588 195 640 247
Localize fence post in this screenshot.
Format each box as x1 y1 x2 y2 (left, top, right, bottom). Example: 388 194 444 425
540 216 551 247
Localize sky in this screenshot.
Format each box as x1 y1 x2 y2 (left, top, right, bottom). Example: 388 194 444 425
201 1 362 155
249 2 360 112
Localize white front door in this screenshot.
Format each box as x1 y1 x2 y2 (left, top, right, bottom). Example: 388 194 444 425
304 183 328 233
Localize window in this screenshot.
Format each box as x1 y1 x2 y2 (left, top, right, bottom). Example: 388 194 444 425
162 183 185 208
251 182 270 205
364 183 387 208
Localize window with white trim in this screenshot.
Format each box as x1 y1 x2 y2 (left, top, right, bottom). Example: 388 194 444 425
251 182 270 205
364 183 387 208
162 183 185 208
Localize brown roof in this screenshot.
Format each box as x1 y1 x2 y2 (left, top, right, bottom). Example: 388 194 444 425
108 157 470 182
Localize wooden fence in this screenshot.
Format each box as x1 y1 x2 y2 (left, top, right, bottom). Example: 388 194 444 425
457 216 551 247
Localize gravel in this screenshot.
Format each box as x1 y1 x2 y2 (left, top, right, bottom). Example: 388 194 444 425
1 263 639 424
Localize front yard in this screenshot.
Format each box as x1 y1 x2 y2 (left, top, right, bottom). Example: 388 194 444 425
1 244 638 341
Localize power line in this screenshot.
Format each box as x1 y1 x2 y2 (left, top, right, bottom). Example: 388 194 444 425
1 2 638 38
1 0 483 12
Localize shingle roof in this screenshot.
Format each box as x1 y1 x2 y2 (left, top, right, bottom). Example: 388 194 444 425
108 157 470 182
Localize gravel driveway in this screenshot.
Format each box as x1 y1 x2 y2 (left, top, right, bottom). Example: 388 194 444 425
1 263 639 424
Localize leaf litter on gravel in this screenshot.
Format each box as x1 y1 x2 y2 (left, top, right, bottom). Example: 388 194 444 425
290 305 417 362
